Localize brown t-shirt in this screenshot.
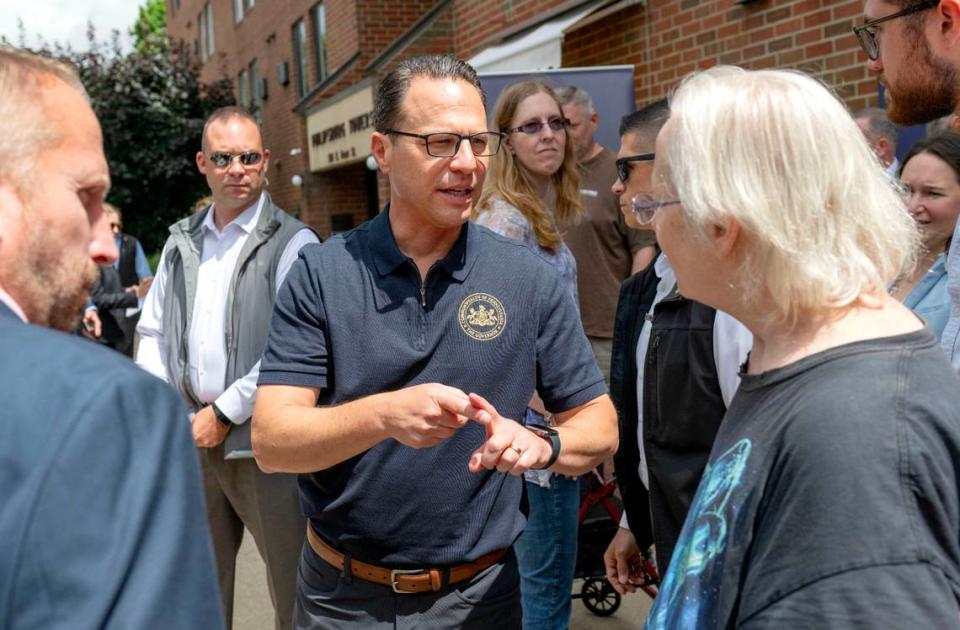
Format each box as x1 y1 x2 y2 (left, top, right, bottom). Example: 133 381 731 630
562 147 656 338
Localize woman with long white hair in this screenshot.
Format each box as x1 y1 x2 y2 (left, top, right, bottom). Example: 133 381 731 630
643 66 960 628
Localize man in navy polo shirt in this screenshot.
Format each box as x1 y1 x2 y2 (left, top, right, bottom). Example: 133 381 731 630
252 54 618 628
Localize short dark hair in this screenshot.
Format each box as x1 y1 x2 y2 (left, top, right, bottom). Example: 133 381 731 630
619 98 670 139
373 55 484 132
201 106 261 150
854 107 898 147
900 131 960 183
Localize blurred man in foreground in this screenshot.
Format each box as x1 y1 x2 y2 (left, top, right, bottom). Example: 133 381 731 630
0 46 222 629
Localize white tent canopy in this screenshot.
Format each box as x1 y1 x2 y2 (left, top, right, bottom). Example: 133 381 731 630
467 2 603 73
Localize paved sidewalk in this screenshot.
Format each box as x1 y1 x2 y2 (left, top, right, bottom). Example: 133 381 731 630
233 532 652 629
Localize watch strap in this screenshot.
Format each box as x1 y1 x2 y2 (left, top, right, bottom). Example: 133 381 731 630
211 403 232 427
530 426 561 470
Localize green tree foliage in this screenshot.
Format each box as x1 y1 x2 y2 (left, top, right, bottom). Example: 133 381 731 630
133 0 168 51
9 18 234 253
75 34 235 252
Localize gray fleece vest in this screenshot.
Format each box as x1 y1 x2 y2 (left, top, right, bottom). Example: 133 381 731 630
159 193 312 459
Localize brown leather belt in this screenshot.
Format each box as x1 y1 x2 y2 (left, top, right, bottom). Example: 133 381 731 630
306 525 507 594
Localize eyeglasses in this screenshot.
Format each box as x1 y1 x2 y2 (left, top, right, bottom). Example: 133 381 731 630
385 129 504 158
207 151 263 168
853 0 939 61
616 153 656 183
110 223 121 230
506 117 570 135
630 192 680 224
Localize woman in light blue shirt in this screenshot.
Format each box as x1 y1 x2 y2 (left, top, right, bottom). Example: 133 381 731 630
894 133 960 339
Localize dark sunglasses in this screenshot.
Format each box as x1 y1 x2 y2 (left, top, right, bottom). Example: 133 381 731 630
616 153 655 183
853 0 939 61
507 117 570 135
208 151 263 168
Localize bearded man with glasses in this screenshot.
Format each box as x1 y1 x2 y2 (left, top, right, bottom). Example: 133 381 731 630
136 106 319 630
856 0 960 369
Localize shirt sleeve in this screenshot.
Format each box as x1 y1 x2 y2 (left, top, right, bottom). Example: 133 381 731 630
17 371 224 629
214 228 322 422
134 239 153 280
712 311 752 407
135 246 171 384
258 244 330 389
474 202 533 244
535 270 608 412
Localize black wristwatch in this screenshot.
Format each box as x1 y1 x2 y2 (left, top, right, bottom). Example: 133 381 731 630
211 403 232 428
528 425 561 470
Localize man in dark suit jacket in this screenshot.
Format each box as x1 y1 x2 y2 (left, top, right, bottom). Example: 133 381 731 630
88 263 150 353
0 46 223 629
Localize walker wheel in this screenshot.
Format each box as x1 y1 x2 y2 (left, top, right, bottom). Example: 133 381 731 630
581 578 621 617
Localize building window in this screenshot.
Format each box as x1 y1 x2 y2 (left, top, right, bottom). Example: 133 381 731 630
311 3 327 84
292 19 309 99
198 2 215 62
250 59 263 122
234 0 253 23
238 68 250 110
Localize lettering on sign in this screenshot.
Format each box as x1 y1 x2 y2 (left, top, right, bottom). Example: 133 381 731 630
306 84 375 172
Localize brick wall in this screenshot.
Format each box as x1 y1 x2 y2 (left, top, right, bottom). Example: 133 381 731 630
561 0 877 111
167 0 323 217
167 0 883 236
304 162 373 234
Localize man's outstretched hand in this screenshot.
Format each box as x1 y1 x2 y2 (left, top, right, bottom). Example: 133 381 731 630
467 392 552 475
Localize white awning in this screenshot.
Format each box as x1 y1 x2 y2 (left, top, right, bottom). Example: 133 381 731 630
467 2 604 73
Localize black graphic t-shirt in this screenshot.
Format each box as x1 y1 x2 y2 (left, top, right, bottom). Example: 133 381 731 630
647 330 960 629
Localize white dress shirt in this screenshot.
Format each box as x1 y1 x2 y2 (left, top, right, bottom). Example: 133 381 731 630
0 286 27 322
620 253 753 529
136 193 319 423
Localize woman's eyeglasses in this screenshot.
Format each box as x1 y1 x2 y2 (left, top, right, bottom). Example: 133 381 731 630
506 117 570 135
631 192 680 224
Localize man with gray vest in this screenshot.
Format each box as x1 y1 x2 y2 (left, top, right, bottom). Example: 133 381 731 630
136 106 319 630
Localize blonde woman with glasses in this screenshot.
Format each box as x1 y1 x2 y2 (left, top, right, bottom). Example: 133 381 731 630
472 80 583 630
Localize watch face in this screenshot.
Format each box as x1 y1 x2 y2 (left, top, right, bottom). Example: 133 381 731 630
529 425 557 438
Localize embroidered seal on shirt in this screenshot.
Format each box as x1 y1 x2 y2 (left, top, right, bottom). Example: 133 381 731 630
458 293 506 341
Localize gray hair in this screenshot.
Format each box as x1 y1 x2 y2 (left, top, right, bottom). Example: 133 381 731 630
664 66 917 328
373 55 484 132
0 46 88 192
854 107 898 149
554 85 594 115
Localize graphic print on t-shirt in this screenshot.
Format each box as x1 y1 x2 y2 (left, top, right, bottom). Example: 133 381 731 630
647 439 752 628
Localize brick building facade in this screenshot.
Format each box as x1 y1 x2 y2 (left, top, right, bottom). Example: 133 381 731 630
166 0 875 237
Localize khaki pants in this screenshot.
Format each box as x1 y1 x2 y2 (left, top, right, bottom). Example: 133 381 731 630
199 444 304 630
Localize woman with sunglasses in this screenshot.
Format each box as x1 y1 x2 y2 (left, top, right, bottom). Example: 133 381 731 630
472 80 582 630
892 132 960 340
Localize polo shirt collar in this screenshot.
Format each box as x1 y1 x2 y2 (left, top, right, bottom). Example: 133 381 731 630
369 206 478 283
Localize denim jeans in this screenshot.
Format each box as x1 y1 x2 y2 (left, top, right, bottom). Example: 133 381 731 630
514 474 580 630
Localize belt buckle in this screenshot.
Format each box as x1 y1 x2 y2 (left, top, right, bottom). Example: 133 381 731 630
390 568 426 594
